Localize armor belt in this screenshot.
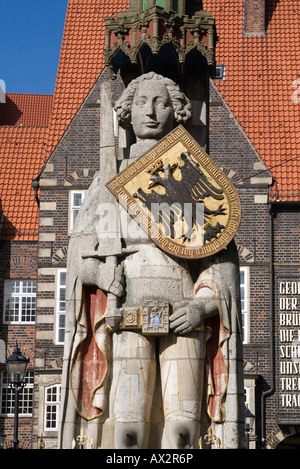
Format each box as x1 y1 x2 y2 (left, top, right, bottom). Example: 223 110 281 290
117 300 204 336
120 301 170 335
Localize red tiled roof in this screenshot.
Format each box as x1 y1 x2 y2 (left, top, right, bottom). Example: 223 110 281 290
204 0 300 200
46 0 129 156
0 125 48 240
0 93 53 127
0 0 128 241
1 0 299 241
47 0 300 198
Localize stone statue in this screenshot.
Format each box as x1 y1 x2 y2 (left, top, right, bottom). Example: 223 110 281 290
59 72 245 449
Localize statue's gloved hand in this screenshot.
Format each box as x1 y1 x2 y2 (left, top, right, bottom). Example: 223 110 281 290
170 298 218 335
80 258 125 297
97 264 124 297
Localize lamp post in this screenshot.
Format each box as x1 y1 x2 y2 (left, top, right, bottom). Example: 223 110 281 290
245 406 255 449
6 345 29 449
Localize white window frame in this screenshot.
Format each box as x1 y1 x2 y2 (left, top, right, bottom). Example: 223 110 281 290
0 371 34 417
69 190 85 233
244 379 257 448
44 384 61 432
240 266 250 344
214 64 226 80
55 269 66 345
3 279 36 324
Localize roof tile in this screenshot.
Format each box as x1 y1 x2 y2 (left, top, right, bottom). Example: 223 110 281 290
0 93 53 127
0 0 128 240
1 0 299 240
204 0 300 198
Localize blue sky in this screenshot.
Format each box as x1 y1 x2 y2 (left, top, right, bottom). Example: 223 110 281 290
0 0 68 95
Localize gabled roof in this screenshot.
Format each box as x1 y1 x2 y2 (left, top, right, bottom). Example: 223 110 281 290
0 0 128 241
0 92 51 240
204 0 300 200
0 93 53 127
45 0 129 156
0 125 48 240
1 0 299 241
46 0 300 199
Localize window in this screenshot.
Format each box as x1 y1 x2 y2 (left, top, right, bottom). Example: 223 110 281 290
56 269 66 344
44 385 61 431
240 267 250 344
3 280 36 324
0 371 34 416
142 0 179 11
69 190 85 232
172 0 179 12
244 386 251 408
214 64 225 80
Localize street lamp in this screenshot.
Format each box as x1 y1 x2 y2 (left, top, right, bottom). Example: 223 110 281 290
6 345 29 449
0 431 6 449
245 406 255 449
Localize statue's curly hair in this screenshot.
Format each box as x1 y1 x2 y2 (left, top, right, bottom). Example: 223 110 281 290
114 72 192 129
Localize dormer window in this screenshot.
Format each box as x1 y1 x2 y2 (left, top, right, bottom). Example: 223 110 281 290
214 65 225 80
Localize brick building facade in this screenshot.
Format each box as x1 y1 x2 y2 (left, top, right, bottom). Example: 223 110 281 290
0 0 299 449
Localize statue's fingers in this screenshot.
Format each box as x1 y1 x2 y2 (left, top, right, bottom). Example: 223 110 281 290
169 315 186 330
116 274 125 286
169 308 186 322
114 268 125 288
110 280 124 297
173 321 191 334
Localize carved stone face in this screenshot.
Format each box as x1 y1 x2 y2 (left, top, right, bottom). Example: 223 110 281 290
131 80 174 141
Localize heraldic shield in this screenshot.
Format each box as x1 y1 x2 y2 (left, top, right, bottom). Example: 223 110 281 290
107 125 241 259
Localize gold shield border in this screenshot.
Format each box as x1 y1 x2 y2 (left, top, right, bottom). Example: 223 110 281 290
106 125 241 259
